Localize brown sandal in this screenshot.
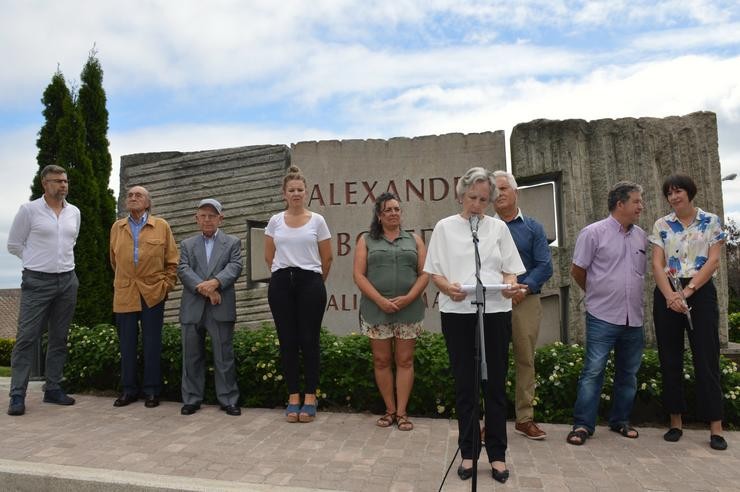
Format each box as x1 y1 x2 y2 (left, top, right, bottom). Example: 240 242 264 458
376 412 396 428
396 414 414 431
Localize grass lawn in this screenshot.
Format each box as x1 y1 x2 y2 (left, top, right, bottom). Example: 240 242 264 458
0 366 10 377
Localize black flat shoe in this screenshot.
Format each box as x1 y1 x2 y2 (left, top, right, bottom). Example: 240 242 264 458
113 394 138 407
43 389 75 405
710 434 728 450
457 465 473 481
220 404 241 416
181 404 200 415
663 427 683 442
492 467 509 484
144 395 159 408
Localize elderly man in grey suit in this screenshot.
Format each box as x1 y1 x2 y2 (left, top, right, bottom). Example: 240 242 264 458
178 198 243 416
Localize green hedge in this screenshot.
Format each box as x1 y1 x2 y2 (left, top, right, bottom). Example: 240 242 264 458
3 323 739 426
0 337 13 366
730 312 740 343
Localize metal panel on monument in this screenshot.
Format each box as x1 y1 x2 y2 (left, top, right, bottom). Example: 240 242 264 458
292 132 507 335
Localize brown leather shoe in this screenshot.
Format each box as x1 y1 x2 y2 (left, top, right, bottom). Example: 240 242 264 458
515 420 546 440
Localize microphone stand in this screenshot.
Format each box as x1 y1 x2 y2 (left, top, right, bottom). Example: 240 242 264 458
470 218 487 491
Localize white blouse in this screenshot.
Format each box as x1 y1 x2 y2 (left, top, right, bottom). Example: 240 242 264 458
424 214 525 314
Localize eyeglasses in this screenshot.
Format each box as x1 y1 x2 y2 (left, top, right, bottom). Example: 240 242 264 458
127 192 146 198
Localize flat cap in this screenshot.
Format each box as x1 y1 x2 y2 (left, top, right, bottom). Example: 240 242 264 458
198 198 223 213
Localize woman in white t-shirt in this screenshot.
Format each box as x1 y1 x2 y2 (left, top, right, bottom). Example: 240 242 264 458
265 165 333 423
423 167 525 484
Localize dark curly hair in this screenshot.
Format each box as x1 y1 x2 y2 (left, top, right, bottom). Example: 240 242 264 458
368 192 401 240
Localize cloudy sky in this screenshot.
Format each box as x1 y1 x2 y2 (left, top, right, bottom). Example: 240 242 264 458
1 0 739 287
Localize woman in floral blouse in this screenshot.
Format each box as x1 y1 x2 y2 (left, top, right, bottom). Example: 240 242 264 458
650 173 728 451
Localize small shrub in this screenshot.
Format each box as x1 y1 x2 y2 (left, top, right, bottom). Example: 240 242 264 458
529 342 584 422
0 338 14 366
411 332 455 417
729 312 740 343
235 324 287 408
65 324 119 391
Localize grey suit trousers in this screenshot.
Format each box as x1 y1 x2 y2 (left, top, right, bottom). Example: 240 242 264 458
181 306 239 406
10 269 78 397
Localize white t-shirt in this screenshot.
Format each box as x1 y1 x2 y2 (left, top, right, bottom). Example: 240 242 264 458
265 211 331 274
423 214 525 314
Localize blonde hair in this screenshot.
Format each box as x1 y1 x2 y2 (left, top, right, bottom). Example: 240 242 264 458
282 165 306 190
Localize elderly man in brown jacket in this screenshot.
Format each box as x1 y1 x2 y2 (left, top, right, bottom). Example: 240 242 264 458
110 185 178 408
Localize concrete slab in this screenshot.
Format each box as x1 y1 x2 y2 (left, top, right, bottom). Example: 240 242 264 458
0 378 738 491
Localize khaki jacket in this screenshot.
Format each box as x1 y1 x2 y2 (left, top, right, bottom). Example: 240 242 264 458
110 214 179 313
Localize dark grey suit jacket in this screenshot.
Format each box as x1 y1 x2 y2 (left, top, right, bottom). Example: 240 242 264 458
177 231 242 324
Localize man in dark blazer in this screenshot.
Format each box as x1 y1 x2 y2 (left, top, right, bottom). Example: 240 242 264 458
178 198 243 416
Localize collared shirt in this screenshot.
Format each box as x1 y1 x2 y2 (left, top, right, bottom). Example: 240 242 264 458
649 207 726 278
203 229 219 263
572 215 647 327
7 196 81 273
496 208 553 294
128 212 148 265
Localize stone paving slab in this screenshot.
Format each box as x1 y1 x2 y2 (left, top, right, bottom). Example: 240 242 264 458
1 379 739 491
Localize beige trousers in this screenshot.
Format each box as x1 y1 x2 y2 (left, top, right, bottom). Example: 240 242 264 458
511 293 542 423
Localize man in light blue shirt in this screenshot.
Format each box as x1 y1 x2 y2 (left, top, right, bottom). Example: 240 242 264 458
494 171 553 440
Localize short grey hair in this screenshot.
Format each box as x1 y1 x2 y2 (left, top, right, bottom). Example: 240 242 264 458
41 165 67 179
492 170 518 190
607 181 643 211
456 167 496 199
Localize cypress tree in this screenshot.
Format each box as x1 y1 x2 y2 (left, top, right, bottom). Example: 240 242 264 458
33 64 112 326
56 96 109 326
78 49 115 320
33 70 72 199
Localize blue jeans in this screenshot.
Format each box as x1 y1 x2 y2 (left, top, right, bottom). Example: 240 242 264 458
572 312 644 434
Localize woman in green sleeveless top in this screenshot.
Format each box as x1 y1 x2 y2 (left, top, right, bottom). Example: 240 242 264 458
353 192 429 431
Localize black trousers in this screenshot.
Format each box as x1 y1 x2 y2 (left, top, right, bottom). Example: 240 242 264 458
268 267 327 394
653 279 723 421
441 311 511 463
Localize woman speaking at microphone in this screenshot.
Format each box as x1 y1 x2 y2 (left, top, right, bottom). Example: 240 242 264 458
423 167 525 484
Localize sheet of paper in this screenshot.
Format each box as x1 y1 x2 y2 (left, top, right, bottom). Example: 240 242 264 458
460 283 512 294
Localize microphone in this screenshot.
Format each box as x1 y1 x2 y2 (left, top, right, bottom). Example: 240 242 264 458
469 214 480 239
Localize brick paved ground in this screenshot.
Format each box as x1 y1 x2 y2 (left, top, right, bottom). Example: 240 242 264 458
1 379 739 491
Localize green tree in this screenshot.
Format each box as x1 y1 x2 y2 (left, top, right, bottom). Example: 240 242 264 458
56 96 109 326
32 70 72 199
78 49 115 320
33 62 114 326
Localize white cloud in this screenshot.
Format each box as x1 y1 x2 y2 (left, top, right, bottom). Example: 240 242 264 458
348 55 740 133
0 126 40 289
631 21 740 52
3 1 738 105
